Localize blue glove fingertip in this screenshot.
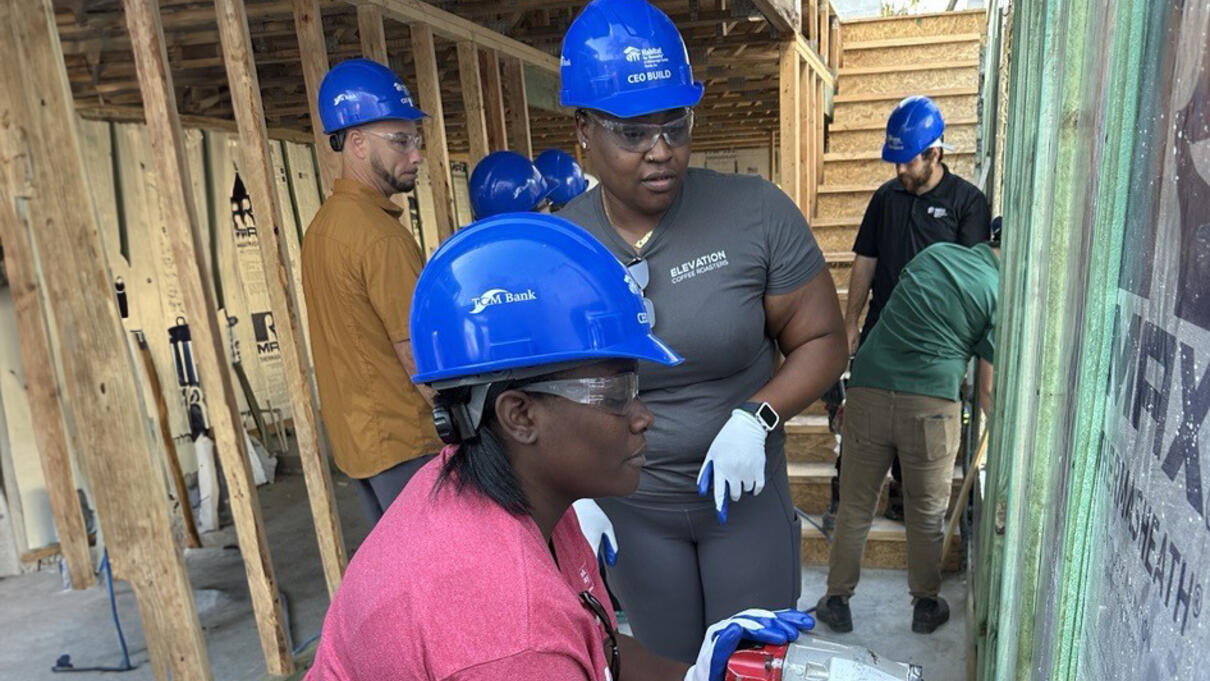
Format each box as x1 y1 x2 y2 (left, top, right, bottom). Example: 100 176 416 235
717 494 728 524
707 623 744 681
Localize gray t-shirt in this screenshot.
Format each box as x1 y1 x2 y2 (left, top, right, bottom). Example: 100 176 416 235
558 168 825 503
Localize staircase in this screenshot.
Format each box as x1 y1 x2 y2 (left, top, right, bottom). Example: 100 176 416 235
798 9 986 572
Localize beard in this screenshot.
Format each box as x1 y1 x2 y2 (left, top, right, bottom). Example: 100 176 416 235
898 160 934 193
371 152 417 193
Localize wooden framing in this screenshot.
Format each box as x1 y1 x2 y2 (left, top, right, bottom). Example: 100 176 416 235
355 0 559 73
456 41 490 165
214 0 349 596
293 0 339 192
750 0 800 34
123 0 294 673
778 41 799 204
502 56 532 158
356 4 389 64
0 1 212 678
798 62 813 218
479 48 508 151
410 23 457 240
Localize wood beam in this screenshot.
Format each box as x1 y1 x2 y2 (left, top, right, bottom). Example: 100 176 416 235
502 56 532 158
292 0 338 192
122 0 294 673
356 4 388 64
214 0 348 596
778 41 799 205
354 0 559 73
794 33 835 87
456 41 489 166
750 0 800 34
0 0 211 678
410 24 456 240
798 60 811 219
0 97 94 591
479 48 508 151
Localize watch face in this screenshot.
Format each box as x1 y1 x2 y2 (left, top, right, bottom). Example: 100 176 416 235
751 402 778 430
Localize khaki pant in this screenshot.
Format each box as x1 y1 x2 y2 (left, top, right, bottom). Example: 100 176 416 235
827 387 961 599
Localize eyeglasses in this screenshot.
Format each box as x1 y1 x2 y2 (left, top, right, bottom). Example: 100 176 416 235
363 130 424 153
520 372 640 416
579 591 621 681
582 109 694 154
626 257 656 330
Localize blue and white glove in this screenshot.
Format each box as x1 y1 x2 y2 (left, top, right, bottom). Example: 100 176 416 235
684 609 815 681
696 409 768 523
572 499 618 566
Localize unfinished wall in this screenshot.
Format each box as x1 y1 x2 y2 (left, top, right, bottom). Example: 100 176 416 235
690 148 774 182
0 115 464 553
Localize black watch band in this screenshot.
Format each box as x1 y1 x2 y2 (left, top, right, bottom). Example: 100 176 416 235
739 401 779 431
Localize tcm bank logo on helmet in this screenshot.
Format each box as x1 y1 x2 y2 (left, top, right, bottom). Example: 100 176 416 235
885 134 905 151
469 287 538 314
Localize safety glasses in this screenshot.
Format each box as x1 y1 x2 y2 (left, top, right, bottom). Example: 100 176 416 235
626 257 656 330
520 372 639 416
363 129 424 153
583 109 694 154
579 591 621 681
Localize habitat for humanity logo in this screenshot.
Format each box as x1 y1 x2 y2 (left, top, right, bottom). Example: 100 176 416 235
470 288 538 314
624 46 667 68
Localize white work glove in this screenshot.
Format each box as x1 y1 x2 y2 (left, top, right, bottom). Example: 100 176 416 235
572 499 618 566
684 609 815 681
696 409 768 523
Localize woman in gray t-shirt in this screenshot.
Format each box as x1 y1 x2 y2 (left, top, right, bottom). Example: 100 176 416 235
556 0 848 662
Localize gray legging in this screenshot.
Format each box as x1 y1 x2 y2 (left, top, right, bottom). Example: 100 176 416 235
598 466 802 662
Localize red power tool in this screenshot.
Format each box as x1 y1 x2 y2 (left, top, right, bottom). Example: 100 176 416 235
725 636 924 681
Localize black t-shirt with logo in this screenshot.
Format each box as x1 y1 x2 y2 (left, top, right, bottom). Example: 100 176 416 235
852 163 990 336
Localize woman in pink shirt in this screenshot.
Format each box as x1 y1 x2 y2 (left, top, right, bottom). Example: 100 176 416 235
305 214 814 681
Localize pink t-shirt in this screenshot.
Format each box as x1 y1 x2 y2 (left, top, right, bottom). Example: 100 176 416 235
306 450 617 681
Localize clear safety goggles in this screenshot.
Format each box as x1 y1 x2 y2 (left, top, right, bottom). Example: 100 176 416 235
626 257 656 329
519 372 640 415
364 129 424 153
583 109 694 154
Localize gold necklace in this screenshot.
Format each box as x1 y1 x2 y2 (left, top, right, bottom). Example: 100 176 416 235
602 194 653 252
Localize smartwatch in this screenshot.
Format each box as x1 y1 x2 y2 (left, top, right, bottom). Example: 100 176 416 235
739 401 780 432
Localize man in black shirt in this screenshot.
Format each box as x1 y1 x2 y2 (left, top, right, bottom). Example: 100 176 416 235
828 95 990 524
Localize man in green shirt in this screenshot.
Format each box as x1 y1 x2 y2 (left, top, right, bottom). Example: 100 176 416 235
816 223 1000 635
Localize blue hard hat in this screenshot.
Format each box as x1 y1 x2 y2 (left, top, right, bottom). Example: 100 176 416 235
318 58 427 134
410 213 682 385
881 95 951 164
469 151 554 219
559 0 704 118
534 150 589 206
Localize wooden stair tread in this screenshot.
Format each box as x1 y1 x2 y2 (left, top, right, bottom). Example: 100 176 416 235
839 60 979 77
831 117 978 133
789 462 963 482
834 87 979 104
843 33 985 51
824 149 974 162
786 414 831 432
811 216 863 228
818 183 881 194
839 8 987 25
824 250 855 264
802 516 911 541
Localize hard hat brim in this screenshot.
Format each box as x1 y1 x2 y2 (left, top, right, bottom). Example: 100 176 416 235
322 103 429 134
564 82 705 119
411 334 683 385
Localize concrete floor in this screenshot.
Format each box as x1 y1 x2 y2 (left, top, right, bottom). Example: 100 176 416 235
0 473 967 681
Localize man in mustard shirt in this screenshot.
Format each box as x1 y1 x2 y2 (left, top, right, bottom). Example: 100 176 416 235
302 58 441 525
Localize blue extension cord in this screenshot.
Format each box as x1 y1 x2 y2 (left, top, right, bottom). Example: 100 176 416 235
51 551 137 673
